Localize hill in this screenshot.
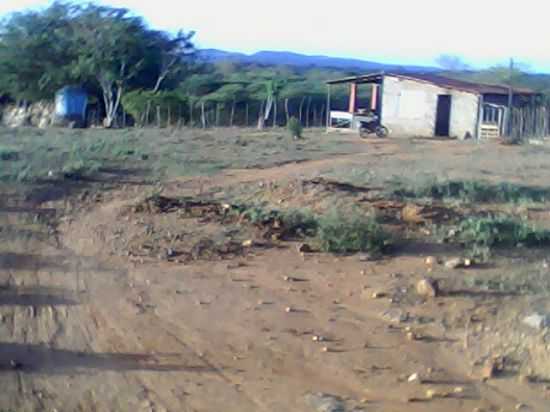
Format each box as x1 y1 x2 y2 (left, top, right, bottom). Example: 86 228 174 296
199 49 439 73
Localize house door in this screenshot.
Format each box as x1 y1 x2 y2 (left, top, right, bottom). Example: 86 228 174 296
435 95 452 136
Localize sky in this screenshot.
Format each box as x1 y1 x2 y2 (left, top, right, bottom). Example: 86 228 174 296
1 0 549 72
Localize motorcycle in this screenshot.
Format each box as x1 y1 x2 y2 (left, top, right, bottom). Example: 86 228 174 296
356 112 389 138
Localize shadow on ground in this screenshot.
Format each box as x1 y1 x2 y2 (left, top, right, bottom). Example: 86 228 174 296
0 343 216 374
0 285 79 307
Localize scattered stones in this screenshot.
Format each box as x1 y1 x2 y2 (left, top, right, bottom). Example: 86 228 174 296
522 312 550 330
416 278 439 298
381 309 410 324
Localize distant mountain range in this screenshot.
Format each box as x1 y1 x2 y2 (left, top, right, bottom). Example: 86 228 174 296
198 49 440 73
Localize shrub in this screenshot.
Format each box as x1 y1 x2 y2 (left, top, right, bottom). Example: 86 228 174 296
62 159 101 180
317 209 389 254
391 178 550 204
454 215 550 259
287 117 303 140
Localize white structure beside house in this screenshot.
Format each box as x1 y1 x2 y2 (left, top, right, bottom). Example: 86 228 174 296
326 72 537 139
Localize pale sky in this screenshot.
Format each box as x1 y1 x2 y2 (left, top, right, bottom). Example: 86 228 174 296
1 0 549 72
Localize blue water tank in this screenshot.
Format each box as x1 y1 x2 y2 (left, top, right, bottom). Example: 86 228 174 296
55 86 88 120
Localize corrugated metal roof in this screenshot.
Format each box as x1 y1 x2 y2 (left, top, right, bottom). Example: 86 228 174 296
327 72 536 95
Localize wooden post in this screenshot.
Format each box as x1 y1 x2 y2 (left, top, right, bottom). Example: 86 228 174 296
200 101 206 128
507 58 514 136
326 85 331 129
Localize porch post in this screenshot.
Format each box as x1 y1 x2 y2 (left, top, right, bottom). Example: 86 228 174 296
348 83 357 113
371 84 378 111
476 94 484 140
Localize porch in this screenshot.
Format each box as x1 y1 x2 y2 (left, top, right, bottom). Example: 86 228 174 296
325 73 383 131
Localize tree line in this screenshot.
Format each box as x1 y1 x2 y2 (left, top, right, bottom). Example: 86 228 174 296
0 2 359 129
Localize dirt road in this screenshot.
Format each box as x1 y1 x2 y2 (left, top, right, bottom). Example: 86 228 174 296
1 143 549 411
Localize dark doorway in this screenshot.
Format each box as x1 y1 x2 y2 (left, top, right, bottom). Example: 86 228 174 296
435 95 452 136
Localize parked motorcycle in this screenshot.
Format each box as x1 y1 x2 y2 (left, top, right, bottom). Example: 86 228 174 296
357 112 388 138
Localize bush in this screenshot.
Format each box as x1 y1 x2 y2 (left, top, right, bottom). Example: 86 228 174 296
391 178 550 204
454 215 550 259
317 209 389 254
287 117 303 140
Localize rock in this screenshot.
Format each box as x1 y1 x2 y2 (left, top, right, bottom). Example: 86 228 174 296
523 313 550 330
408 373 420 383
371 291 388 299
445 257 464 269
406 331 418 341
381 309 410 324
425 389 438 399
297 243 313 253
425 256 437 266
242 239 254 247
358 253 372 262
304 392 345 412
416 278 439 298
515 403 528 411
481 357 504 380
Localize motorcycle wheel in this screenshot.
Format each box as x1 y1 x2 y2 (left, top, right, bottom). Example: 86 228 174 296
375 126 389 138
359 127 369 139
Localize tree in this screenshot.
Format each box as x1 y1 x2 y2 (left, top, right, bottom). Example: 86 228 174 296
151 30 195 93
0 2 78 101
69 5 152 127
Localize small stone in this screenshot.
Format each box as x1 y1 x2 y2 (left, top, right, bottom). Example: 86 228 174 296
454 386 464 394
371 291 387 299
416 278 439 298
445 257 464 269
358 253 372 262
523 312 550 330
426 389 438 399
321 346 330 352
406 331 417 341
312 335 325 342
242 239 254 247
408 373 420 383
516 404 528 411
425 256 437 266
285 306 293 313
360 270 366 276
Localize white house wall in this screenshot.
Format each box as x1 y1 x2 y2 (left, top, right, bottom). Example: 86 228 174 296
380 76 479 138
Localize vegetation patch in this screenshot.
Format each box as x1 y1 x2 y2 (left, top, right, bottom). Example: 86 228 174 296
390 178 550 204
317 209 390 254
447 215 550 260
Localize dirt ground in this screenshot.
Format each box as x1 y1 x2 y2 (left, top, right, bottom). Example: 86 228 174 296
1 131 550 412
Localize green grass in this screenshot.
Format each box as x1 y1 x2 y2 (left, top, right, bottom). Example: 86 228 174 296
448 215 550 260
390 178 550 204
0 127 363 183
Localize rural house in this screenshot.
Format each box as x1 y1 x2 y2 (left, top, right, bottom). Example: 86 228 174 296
326 72 539 139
